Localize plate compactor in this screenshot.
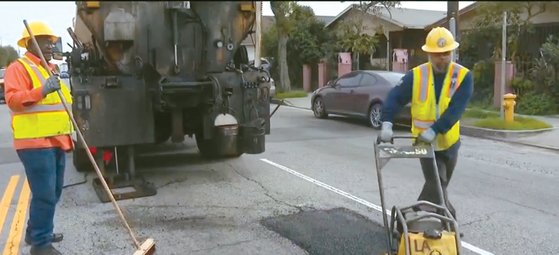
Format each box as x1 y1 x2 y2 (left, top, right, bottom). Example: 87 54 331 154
374 135 462 255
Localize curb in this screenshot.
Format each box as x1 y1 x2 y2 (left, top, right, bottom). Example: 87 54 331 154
271 101 559 152
459 125 556 139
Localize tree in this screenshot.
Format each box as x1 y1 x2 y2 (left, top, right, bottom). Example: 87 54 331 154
270 1 297 92
470 2 556 63
335 14 380 67
0 46 20 68
263 3 336 89
352 1 401 14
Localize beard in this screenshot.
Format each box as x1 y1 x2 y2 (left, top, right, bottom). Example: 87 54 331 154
432 62 449 73
428 54 452 73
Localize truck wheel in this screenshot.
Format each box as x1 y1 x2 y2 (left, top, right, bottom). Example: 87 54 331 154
195 133 243 159
234 45 249 66
73 144 94 172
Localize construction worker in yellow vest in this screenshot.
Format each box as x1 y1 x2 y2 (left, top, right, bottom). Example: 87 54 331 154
3 21 73 255
379 27 473 233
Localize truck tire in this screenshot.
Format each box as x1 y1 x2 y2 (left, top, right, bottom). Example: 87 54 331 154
195 133 243 159
73 144 94 172
234 45 249 66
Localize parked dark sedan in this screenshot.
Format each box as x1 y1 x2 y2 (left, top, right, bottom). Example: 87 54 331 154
310 70 411 129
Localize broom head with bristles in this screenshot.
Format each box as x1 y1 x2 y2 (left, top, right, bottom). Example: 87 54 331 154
133 238 156 255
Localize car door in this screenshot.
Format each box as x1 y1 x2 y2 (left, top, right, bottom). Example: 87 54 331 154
348 73 378 116
336 72 363 114
324 72 359 114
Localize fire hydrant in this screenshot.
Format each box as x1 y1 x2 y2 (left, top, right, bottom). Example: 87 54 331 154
503 93 517 122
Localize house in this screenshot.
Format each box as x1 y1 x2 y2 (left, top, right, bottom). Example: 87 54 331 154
241 15 336 62
426 2 559 107
324 4 447 71
427 2 559 65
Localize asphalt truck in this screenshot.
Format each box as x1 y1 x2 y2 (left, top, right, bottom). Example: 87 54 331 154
64 1 271 202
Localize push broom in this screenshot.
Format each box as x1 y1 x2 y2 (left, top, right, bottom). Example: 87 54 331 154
23 19 156 255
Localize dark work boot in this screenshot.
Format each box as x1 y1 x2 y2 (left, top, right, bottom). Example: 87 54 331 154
25 233 64 245
30 244 62 255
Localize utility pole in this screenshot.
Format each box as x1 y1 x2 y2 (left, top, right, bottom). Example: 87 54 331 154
447 1 460 61
254 1 262 67
500 11 507 118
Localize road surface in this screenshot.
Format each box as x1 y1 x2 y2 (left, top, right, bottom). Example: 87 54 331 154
0 103 557 255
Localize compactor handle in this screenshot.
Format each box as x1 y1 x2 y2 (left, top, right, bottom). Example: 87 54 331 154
375 135 434 147
375 135 417 145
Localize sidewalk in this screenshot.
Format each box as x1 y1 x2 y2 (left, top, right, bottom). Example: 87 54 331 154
273 94 559 151
275 95 312 110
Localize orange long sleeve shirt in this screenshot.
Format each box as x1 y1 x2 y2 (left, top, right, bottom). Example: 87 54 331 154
4 52 74 152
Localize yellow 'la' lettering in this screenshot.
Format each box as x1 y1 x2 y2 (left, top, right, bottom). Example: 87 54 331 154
414 239 431 252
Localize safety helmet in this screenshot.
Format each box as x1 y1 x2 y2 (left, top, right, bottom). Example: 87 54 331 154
17 21 59 48
421 27 459 53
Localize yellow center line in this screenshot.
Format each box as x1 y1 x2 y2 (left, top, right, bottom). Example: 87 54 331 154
3 178 31 255
0 176 20 237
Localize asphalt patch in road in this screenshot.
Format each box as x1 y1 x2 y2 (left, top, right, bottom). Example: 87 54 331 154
261 207 389 255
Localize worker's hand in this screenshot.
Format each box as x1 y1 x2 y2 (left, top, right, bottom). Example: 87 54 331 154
42 76 61 97
418 128 436 143
379 121 393 142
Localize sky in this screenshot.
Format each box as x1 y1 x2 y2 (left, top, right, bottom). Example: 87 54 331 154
0 1 474 54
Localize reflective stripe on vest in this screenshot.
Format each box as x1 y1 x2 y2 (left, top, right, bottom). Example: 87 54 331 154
11 56 74 139
413 119 433 130
9 104 66 114
417 65 430 102
21 57 48 86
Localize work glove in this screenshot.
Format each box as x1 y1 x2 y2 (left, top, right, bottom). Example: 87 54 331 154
418 127 437 143
42 76 61 97
379 121 393 143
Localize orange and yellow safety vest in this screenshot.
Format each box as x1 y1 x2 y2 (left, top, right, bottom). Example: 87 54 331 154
10 55 74 140
410 61 470 151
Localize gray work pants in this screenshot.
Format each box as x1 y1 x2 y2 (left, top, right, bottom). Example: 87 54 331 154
417 142 459 220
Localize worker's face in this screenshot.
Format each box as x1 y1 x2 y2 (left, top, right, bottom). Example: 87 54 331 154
428 51 452 73
27 36 56 61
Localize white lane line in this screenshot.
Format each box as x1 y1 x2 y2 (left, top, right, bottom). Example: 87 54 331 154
260 158 495 255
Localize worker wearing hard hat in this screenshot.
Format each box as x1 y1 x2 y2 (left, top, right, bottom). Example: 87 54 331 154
3 21 73 255
379 27 473 229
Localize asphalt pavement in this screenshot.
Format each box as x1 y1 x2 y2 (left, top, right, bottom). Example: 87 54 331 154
0 102 557 255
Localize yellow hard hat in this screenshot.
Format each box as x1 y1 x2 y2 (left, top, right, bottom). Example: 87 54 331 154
17 21 59 48
421 27 459 53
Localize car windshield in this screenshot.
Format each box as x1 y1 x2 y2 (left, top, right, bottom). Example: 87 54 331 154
377 72 405 86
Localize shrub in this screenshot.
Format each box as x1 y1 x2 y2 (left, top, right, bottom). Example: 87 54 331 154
515 91 558 115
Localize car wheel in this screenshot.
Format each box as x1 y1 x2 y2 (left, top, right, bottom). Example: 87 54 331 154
313 97 328 119
368 103 382 129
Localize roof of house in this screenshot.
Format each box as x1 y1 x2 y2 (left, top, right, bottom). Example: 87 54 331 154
241 15 336 46
324 4 447 30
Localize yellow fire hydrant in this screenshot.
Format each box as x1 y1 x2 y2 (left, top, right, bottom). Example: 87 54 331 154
502 93 517 122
